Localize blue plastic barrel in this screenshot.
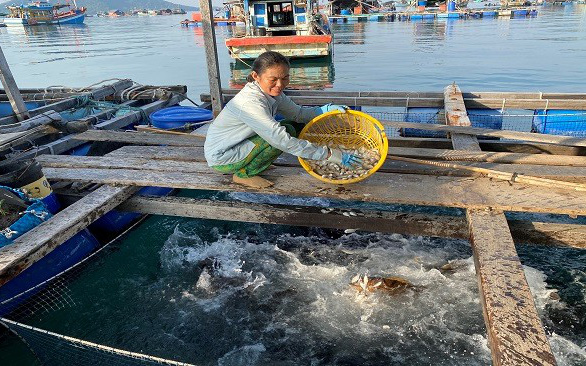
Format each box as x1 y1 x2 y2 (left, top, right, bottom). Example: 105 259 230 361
532 110 586 137
225 10 231 18
0 102 41 118
150 106 213 130
417 0 427 6
340 9 351 15
448 1 456 11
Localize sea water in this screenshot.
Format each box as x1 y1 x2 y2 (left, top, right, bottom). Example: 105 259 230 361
0 5 585 365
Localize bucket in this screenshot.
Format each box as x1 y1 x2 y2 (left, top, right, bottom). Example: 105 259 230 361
448 1 456 11
0 159 60 214
0 159 52 199
150 106 213 130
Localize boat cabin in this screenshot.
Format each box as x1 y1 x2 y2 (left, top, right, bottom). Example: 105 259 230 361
245 0 319 36
6 1 54 24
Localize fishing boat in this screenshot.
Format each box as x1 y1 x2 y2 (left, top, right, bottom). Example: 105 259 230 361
3 0 86 26
225 0 333 59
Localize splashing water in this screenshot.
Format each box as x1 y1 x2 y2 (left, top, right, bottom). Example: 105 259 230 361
151 223 585 365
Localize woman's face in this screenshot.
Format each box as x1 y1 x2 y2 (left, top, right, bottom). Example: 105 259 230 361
252 64 290 97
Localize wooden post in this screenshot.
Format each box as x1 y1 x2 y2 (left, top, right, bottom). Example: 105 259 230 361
199 0 223 116
445 84 556 366
0 46 30 121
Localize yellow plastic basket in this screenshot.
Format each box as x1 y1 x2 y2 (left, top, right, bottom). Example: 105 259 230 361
298 110 388 184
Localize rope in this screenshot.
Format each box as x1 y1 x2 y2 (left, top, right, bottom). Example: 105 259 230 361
0 318 196 366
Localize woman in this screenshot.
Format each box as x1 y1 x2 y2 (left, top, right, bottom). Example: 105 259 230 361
204 51 360 189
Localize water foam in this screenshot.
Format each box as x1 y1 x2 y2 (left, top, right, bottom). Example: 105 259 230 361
155 226 584 365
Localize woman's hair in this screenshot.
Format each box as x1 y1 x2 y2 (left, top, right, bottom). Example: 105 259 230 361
246 51 290 82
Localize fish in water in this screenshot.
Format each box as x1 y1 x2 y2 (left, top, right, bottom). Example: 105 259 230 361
350 274 416 295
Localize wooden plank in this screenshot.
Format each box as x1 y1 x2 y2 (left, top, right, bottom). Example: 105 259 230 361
0 46 29 121
0 110 62 134
467 209 557 366
42 165 586 216
385 120 586 148
38 151 586 183
0 79 134 126
73 129 205 146
119 195 468 239
446 84 556 366
508 220 586 248
201 93 586 110
13 97 182 161
68 129 586 156
199 0 223 116
216 89 586 100
392 137 586 155
0 185 139 287
390 147 586 166
115 195 586 249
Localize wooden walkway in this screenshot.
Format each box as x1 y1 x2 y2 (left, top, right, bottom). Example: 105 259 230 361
5 83 586 365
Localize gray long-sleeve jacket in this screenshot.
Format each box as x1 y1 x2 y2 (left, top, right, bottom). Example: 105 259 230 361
204 82 329 167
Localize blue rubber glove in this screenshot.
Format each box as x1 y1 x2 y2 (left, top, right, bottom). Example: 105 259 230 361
318 103 348 114
327 148 362 167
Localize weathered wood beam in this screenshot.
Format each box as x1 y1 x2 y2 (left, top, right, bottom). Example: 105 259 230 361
70 129 586 155
445 84 556 366
13 97 178 161
119 196 468 238
0 110 62 134
200 93 586 110
384 120 586 148
0 185 139 287
467 210 557 366
390 147 586 166
36 152 586 183
199 0 223 116
0 79 134 126
73 128 205 146
216 89 586 100
0 126 59 153
112 195 586 249
0 46 29 121
41 164 586 216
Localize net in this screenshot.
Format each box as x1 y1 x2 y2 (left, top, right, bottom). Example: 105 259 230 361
0 223 196 366
364 109 586 139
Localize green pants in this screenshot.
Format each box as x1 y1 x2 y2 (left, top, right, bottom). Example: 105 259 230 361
212 121 300 178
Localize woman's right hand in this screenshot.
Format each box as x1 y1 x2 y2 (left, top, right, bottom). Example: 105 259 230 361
327 148 362 167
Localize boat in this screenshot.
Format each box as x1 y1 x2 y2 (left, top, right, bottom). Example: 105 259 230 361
3 0 86 26
224 0 333 59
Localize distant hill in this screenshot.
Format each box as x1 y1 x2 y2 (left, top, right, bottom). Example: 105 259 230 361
1 0 199 13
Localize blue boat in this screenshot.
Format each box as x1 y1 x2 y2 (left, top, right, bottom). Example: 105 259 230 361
3 0 86 26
